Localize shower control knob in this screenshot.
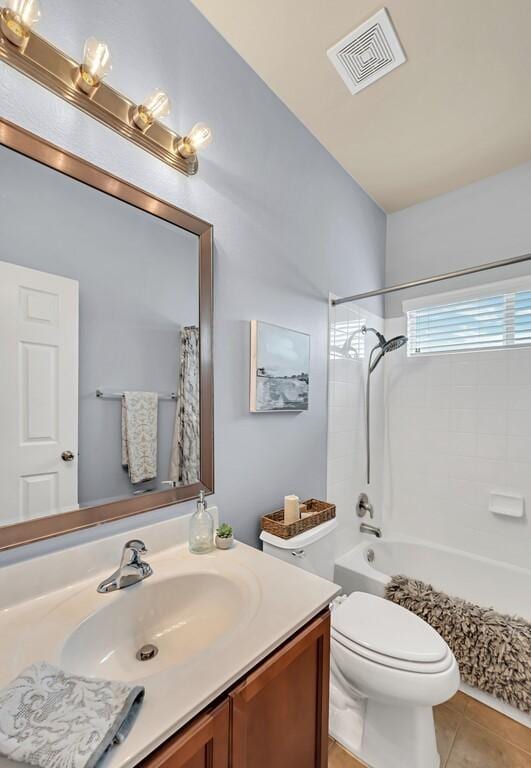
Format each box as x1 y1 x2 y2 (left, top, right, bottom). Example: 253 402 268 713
61 450 75 462
357 493 373 519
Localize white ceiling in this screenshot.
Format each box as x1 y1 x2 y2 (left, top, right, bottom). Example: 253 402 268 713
191 0 531 212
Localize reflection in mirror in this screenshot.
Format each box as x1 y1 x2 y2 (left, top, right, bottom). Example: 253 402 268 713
0 144 200 527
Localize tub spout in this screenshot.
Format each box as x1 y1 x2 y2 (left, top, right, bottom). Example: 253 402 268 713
360 523 382 538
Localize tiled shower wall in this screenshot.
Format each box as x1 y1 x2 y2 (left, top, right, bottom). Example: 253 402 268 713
327 300 385 557
383 315 531 570
327 302 531 570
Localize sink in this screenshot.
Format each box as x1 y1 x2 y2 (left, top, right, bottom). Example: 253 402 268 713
61 571 253 681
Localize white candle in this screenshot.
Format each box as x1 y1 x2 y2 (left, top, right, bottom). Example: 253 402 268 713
284 494 300 524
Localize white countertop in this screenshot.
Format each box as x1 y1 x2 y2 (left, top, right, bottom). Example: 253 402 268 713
0 535 339 768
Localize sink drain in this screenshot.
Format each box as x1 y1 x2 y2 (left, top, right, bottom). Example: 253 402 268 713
136 643 158 661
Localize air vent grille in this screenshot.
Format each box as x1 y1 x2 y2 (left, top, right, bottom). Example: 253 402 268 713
327 8 406 95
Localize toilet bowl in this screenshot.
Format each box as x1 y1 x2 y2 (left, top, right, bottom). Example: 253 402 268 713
330 591 459 768
260 521 460 768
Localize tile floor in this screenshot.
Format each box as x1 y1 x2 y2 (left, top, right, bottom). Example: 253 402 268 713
328 692 531 767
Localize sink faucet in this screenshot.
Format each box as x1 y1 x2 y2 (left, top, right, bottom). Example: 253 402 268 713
359 523 382 538
97 539 153 594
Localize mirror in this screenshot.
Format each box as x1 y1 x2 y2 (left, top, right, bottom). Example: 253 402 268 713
0 119 213 549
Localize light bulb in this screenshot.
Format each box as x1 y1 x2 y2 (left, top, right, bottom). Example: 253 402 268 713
0 0 41 47
78 37 111 94
176 123 213 159
132 89 171 131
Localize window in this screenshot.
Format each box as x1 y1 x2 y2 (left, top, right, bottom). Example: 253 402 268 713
405 279 531 356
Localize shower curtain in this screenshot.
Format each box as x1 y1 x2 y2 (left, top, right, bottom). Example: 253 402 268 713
169 326 200 486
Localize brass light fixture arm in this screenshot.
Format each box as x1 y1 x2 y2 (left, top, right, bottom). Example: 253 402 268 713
0 29 199 176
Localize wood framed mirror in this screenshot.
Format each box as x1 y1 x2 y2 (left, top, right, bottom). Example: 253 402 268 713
0 117 213 551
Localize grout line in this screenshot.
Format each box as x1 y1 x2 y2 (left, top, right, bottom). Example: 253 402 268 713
462 700 531 756
461 715 531 757
444 710 464 767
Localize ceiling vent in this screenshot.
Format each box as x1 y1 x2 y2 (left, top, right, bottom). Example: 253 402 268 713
327 8 406 95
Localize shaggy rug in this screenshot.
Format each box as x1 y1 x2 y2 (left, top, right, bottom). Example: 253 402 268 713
385 575 531 713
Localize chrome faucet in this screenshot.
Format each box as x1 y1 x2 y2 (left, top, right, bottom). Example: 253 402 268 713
97 539 153 594
359 523 382 538
357 493 374 519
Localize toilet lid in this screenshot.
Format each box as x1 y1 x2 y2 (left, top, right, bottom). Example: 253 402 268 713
332 592 449 664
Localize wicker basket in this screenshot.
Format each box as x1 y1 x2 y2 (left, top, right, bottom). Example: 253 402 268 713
261 499 336 540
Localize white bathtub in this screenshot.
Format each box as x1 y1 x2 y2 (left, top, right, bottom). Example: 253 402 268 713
334 535 531 726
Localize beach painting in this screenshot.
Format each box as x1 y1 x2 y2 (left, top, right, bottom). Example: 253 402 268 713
250 321 310 412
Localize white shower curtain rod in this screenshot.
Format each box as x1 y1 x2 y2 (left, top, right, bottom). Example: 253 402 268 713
332 252 531 306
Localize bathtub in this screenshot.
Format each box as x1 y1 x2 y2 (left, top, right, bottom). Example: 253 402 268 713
334 536 531 726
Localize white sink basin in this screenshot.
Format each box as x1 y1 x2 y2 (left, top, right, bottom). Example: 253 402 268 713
61 571 253 681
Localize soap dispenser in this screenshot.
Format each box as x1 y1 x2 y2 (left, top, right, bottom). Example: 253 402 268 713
189 490 214 554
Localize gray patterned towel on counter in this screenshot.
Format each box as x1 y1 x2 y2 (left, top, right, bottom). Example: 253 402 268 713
0 661 145 768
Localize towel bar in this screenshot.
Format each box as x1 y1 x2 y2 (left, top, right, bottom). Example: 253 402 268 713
96 389 177 401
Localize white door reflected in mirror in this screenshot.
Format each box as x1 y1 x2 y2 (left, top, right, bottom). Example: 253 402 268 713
0 261 79 524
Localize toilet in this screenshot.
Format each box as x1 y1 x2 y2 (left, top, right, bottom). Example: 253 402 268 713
260 520 460 768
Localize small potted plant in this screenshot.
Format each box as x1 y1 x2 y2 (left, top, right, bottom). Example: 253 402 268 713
216 522 233 550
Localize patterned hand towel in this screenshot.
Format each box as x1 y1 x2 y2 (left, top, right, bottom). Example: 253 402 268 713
121 391 158 484
0 662 145 768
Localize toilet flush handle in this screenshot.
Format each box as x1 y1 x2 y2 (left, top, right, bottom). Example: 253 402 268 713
291 549 306 558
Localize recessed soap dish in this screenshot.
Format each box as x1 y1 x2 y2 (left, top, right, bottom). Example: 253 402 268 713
488 492 524 518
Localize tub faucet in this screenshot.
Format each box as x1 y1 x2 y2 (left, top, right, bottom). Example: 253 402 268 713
360 522 382 538
97 539 153 593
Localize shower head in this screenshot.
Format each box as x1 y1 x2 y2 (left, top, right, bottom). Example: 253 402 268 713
363 326 407 372
382 334 408 354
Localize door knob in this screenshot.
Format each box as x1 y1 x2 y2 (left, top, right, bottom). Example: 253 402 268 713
61 450 75 462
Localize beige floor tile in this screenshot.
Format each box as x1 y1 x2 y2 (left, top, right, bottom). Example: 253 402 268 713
445 691 473 714
434 704 462 765
446 719 531 768
463 698 531 755
328 741 367 768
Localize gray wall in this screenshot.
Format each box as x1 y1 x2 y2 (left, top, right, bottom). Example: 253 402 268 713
0 146 198 506
386 161 531 317
0 0 385 553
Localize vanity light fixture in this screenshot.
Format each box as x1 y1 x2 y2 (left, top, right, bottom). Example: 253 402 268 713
133 88 171 131
77 37 111 95
0 0 40 48
176 122 213 159
0 5 212 176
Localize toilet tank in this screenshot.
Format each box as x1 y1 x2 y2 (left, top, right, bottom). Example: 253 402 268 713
260 519 338 581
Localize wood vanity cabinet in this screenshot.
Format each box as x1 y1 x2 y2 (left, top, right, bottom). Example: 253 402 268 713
139 701 230 768
138 610 330 768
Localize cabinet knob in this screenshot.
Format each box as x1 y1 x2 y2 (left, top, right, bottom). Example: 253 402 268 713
61 450 75 462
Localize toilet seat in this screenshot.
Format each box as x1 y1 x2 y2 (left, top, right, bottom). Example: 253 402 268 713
332 592 452 674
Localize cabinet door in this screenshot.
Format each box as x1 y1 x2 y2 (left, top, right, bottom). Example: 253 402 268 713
230 611 330 768
138 700 229 768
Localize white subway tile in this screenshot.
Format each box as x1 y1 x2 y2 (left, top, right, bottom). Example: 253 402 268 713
506 410 531 437
453 432 477 457
475 385 505 410
452 356 478 385
507 350 531 385
450 409 477 433
507 435 531 462
476 409 506 436
507 385 531 411
476 434 506 460
328 430 356 461
451 386 477 410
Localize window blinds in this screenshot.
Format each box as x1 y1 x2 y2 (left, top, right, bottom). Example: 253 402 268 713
407 288 531 356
